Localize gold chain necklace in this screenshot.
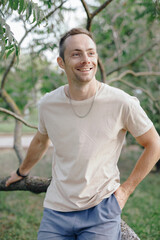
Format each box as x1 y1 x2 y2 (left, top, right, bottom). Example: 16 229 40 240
68 83 98 118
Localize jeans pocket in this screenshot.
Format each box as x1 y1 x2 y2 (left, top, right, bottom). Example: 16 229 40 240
112 194 122 213
101 194 122 219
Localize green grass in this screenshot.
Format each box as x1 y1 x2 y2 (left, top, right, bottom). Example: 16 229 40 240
0 191 45 240
122 174 160 239
0 146 160 240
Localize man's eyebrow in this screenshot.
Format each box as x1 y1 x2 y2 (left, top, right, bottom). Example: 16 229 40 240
71 48 96 52
72 49 81 52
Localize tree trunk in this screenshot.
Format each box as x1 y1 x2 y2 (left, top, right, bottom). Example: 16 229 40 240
13 120 25 164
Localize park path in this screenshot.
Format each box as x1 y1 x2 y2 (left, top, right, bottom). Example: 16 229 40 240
0 134 34 149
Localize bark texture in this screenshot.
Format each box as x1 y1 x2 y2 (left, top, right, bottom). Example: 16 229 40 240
0 176 51 193
121 220 140 240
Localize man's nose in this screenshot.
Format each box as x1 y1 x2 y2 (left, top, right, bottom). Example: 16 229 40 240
81 53 90 64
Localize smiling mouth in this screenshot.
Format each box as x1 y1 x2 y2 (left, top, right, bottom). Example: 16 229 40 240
76 67 93 72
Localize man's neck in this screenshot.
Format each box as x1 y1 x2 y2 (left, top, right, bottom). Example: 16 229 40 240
65 80 100 101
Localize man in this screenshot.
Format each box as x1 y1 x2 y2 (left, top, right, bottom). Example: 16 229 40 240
6 28 160 240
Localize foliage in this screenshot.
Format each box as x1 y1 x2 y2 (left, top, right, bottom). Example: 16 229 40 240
0 0 67 115
91 0 160 133
1 54 67 112
135 0 160 22
0 0 46 59
0 14 19 58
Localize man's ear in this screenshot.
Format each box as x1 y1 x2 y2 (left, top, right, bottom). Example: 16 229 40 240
57 57 65 69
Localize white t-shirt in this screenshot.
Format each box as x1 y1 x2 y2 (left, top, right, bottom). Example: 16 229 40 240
38 83 153 211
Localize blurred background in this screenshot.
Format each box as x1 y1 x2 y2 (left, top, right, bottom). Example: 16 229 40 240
0 0 160 239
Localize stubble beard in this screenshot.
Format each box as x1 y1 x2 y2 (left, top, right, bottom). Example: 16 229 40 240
73 67 97 86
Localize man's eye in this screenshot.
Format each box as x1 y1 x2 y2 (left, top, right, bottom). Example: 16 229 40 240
72 53 79 57
89 52 95 56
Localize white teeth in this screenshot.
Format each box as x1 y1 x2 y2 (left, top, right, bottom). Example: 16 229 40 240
78 68 91 72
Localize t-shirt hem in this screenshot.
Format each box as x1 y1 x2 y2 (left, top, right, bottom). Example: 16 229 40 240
43 186 120 212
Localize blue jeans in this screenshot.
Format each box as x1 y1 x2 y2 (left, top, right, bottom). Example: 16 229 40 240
38 194 121 240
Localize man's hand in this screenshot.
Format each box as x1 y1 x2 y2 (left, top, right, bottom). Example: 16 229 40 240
114 184 131 210
5 171 23 187
5 131 50 188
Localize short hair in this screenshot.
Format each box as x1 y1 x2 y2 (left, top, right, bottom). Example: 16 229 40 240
59 28 95 61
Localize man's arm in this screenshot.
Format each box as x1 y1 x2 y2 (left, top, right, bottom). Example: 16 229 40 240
114 126 160 209
5 130 50 187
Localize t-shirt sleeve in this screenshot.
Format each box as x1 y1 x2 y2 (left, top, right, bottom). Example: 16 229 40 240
124 96 153 137
38 100 48 135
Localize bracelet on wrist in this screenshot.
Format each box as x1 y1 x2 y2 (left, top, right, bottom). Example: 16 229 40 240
16 168 29 178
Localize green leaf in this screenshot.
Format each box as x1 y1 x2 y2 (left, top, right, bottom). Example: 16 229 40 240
18 0 24 14
35 5 40 23
15 44 19 56
9 0 13 9
32 9 36 23
15 44 20 63
5 44 14 50
26 1 32 20
6 47 15 58
12 0 19 10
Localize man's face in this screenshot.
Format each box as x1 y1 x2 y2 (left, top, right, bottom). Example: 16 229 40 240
58 34 98 85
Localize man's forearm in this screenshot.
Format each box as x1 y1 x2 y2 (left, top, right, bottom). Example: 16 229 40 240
114 127 160 209
122 140 160 195
19 131 50 175
5 131 50 187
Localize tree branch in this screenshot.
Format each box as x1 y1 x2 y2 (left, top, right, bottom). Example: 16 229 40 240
107 70 160 111
80 0 114 31
0 89 21 115
14 120 25 164
0 107 38 129
1 53 16 89
80 0 91 20
108 70 160 82
0 176 51 194
98 58 106 82
91 0 114 18
80 0 92 31
107 41 159 76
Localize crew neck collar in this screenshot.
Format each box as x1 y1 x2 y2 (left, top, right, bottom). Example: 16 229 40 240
63 82 104 103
